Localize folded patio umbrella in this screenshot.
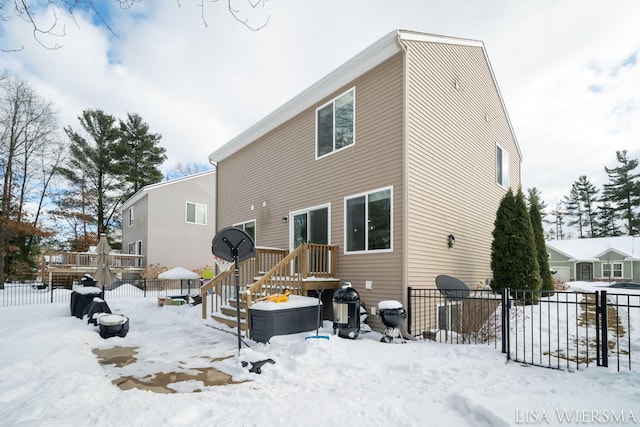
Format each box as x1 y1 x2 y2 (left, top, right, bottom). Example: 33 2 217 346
94 234 115 296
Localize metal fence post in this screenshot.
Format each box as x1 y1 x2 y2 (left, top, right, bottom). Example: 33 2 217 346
407 286 413 335
596 290 601 366
600 290 608 368
143 278 147 298
501 287 510 358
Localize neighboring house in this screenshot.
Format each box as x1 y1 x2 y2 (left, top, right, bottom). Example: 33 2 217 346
547 236 640 283
120 170 216 276
208 30 521 322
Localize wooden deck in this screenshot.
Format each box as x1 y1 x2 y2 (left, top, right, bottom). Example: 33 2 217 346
41 252 144 284
201 244 341 335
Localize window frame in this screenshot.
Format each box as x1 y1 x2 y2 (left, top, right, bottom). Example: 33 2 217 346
185 201 207 225
128 240 143 267
289 203 331 251
135 240 142 267
437 301 461 332
128 207 134 227
602 262 623 278
496 143 510 189
315 87 356 160
343 186 393 255
233 219 257 244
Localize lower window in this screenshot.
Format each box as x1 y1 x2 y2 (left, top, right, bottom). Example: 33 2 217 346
602 263 622 278
345 186 392 253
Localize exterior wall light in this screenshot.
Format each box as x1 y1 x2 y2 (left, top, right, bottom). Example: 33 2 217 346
282 216 289 224
448 234 455 248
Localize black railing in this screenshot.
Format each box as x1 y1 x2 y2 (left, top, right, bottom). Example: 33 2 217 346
0 278 202 307
408 287 639 371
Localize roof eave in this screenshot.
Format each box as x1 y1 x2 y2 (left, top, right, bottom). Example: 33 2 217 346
120 170 216 211
208 29 499 164
208 30 406 163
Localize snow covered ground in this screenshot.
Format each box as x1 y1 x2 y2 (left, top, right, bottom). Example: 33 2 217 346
0 282 639 426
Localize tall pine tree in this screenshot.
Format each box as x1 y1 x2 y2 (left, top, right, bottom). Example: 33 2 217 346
58 109 122 237
575 175 599 238
563 176 600 238
114 113 166 200
491 189 517 291
58 109 167 242
563 184 585 238
550 206 565 240
491 188 542 296
602 150 640 235
529 192 554 296
597 201 621 236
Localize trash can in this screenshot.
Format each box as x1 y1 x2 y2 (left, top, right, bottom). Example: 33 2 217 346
332 282 360 339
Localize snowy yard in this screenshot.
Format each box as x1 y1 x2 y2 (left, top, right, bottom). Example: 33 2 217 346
507 284 640 370
0 282 639 426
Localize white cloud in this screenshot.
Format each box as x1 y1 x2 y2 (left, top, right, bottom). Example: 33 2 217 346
1 0 639 210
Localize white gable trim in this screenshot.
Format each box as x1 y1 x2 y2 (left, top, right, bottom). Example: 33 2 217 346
120 170 216 211
208 29 504 164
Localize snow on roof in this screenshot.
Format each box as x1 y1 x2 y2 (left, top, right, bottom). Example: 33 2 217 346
546 236 640 261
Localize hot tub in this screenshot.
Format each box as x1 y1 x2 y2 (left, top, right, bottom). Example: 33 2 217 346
249 295 322 343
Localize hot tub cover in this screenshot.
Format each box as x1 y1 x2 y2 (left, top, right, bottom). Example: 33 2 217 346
251 295 319 311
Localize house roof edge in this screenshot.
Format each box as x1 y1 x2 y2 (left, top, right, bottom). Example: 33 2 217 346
120 170 216 210
207 29 510 164
208 29 405 163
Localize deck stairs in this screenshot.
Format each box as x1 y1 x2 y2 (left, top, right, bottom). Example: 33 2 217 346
201 243 340 338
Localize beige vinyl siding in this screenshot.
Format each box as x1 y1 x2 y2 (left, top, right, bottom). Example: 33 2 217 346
124 196 148 260
146 174 216 271
404 41 521 291
216 53 406 311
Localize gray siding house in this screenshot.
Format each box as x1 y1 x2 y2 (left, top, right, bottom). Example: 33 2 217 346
208 30 521 326
120 170 216 275
547 236 640 283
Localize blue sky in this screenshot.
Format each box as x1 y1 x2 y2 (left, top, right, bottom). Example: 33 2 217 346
1 0 639 216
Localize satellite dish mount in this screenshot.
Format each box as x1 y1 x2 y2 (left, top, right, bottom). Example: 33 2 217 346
212 227 256 353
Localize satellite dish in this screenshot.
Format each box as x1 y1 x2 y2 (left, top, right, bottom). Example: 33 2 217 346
211 227 256 355
435 275 470 300
212 227 255 263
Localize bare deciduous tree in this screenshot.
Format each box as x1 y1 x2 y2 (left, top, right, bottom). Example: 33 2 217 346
0 75 62 284
2 0 270 51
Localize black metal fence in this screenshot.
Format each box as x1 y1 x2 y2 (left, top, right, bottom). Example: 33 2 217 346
0 279 202 307
407 287 639 371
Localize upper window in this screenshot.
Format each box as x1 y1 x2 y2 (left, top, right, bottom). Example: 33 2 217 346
186 202 207 225
128 207 134 226
234 220 256 243
316 88 355 159
345 186 392 253
496 144 509 189
603 263 622 278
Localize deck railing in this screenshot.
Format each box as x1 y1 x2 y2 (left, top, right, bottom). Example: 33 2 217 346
200 247 288 318
43 252 145 270
245 243 338 306
200 243 338 326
